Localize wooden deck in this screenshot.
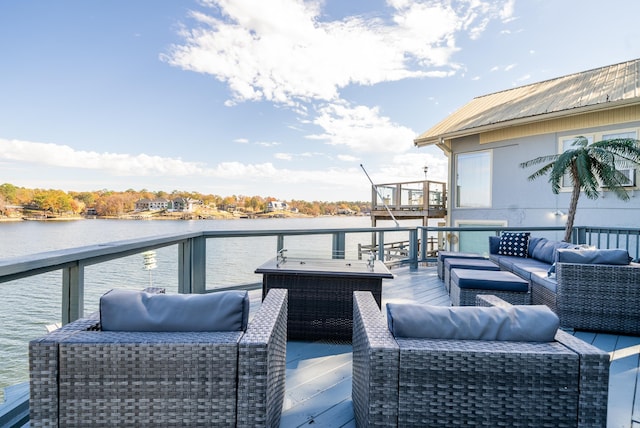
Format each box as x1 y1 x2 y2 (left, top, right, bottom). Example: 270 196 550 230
270 264 640 428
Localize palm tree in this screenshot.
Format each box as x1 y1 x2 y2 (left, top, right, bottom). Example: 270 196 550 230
520 136 640 242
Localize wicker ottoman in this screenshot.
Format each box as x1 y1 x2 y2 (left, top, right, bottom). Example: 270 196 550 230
450 269 530 306
436 251 487 279
443 258 500 292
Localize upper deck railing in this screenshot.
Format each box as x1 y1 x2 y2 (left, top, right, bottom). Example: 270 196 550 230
371 179 446 217
1 224 638 326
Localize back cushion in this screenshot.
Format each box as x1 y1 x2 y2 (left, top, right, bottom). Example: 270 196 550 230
386 303 559 342
527 236 545 258
556 248 631 265
100 289 250 332
531 239 580 264
497 232 530 258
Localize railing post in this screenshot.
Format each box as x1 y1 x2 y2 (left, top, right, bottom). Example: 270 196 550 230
277 235 285 253
179 236 206 294
377 231 385 261
191 236 206 294
409 229 418 269
419 227 428 262
332 232 346 259
178 239 192 294
62 262 84 324
573 226 587 245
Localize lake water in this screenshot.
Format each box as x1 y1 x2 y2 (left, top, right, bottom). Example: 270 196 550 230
0 216 419 398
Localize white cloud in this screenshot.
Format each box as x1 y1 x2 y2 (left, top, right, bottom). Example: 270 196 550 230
0 139 370 192
164 0 513 105
234 138 249 144
337 154 359 162
379 151 449 182
0 139 207 176
504 63 516 71
274 152 293 160
256 141 281 147
307 102 416 153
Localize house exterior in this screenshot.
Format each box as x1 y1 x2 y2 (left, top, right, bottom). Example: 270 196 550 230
171 197 201 213
414 58 640 247
134 198 169 211
266 201 288 212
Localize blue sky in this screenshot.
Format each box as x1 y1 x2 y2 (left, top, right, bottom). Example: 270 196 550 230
2 0 640 202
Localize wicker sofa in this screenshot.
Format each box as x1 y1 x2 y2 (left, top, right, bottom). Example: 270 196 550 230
489 234 640 335
352 290 610 428
29 288 288 428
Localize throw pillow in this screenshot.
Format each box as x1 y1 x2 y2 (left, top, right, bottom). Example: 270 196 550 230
498 232 530 258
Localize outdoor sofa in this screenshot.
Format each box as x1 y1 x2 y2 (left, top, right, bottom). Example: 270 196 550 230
29 288 288 428
489 233 640 335
352 290 610 427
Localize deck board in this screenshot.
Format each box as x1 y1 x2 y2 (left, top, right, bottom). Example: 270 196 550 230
275 264 640 428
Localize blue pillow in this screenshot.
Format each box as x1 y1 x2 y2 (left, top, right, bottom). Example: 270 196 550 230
556 248 631 265
488 236 500 254
497 232 530 257
527 236 545 258
100 289 250 332
386 303 559 342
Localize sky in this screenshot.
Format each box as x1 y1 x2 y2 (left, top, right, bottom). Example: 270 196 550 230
2 0 640 202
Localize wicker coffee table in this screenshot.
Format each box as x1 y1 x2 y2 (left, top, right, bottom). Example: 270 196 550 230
256 257 393 341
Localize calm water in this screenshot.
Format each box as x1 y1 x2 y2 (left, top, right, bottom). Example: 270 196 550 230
0 216 416 397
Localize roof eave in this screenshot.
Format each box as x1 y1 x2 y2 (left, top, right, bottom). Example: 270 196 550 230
413 98 640 148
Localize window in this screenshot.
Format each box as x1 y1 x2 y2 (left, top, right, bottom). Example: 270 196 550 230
559 128 638 189
602 130 638 186
559 135 593 188
455 151 491 208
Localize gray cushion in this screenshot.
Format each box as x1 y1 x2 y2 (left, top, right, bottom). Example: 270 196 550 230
527 236 545 258
488 236 500 254
100 289 250 332
386 303 559 342
532 240 578 264
451 269 529 292
556 248 631 265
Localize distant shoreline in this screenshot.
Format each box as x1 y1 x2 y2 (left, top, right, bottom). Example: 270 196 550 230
0 211 338 222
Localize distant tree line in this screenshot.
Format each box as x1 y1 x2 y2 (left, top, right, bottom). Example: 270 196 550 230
0 183 370 217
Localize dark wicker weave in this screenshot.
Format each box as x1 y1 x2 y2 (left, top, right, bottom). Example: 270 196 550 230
554 262 640 334
352 291 610 428
263 273 382 341
29 289 288 428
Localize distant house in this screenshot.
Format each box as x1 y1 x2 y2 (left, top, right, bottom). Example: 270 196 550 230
414 58 640 245
266 201 288 212
170 197 201 213
135 198 169 211
337 208 355 215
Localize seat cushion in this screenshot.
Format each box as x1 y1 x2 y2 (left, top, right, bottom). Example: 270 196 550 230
386 303 559 342
444 258 500 271
509 258 552 281
451 269 529 292
100 289 250 332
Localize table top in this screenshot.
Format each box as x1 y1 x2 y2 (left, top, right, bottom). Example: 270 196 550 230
255 257 394 279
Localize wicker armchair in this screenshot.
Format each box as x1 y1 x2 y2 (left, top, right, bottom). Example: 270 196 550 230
545 262 640 334
29 288 288 428
352 291 610 428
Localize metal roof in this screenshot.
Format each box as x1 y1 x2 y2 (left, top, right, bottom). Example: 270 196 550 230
414 58 640 146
